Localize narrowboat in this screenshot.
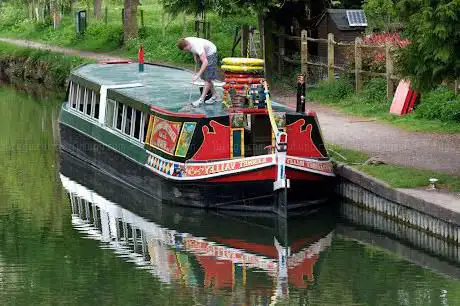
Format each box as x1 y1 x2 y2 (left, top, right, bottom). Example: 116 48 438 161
58 61 334 217
59 150 335 301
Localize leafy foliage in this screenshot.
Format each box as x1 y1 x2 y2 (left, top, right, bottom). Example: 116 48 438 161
363 0 399 32
415 86 460 122
160 0 282 16
394 0 460 91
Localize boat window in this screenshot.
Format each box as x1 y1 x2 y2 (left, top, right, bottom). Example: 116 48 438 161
133 110 142 140
75 84 81 110
105 99 116 127
104 99 146 142
94 92 100 119
69 82 76 108
124 106 133 135
79 87 85 112
116 103 123 130
67 83 100 121
85 90 92 116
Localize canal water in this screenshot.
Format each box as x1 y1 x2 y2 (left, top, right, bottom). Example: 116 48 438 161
1 84 460 305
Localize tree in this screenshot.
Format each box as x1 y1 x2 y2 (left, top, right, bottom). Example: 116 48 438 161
395 0 460 90
123 0 139 42
363 0 398 32
94 0 102 20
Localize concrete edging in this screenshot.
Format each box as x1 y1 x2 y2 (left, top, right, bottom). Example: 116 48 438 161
335 163 460 227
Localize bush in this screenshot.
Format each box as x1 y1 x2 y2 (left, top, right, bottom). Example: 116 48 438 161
362 78 387 103
415 87 460 122
311 77 354 102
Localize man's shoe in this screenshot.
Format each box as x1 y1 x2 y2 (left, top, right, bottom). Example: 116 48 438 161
191 98 204 107
204 96 218 105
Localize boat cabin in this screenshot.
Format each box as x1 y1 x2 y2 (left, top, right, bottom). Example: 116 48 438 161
64 63 322 164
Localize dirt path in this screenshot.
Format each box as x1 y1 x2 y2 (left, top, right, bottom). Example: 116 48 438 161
2 37 459 175
277 97 460 175
0 37 127 62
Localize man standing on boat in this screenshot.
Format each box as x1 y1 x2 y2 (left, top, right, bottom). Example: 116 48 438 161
177 37 219 107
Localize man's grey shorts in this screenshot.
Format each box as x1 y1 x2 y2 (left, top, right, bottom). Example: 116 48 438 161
200 53 218 81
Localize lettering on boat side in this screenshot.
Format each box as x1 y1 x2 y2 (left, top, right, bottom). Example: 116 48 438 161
150 117 182 154
185 156 273 177
285 157 333 174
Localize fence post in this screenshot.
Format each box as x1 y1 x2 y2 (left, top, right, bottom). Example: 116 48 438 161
301 30 308 82
278 27 285 76
327 33 335 82
355 37 363 92
140 10 144 28
385 41 394 98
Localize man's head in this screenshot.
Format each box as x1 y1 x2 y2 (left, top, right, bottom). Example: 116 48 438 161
177 38 191 51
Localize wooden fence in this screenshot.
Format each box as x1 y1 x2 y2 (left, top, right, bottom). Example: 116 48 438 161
275 30 398 98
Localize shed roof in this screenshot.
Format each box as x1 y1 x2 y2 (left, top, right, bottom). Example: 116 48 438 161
325 9 367 31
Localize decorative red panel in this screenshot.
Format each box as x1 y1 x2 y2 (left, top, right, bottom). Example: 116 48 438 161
286 119 323 158
149 117 182 154
191 120 231 161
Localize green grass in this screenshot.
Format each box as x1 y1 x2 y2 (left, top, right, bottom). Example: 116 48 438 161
0 1 257 68
0 41 93 87
308 78 460 134
327 143 460 192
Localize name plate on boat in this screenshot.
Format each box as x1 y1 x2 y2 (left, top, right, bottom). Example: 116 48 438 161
185 156 273 177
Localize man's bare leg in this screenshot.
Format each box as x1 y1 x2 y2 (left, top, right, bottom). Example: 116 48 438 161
200 80 212 100
210 81 217 98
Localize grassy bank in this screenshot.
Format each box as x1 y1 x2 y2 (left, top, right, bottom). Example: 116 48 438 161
0 1 256 67
308 78 460 134
0 41 92 88
327 143 460 192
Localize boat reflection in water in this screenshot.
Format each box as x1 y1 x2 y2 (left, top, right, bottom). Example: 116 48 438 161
59 152 336 303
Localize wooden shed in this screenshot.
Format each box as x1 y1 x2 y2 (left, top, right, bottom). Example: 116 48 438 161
316 9 367 64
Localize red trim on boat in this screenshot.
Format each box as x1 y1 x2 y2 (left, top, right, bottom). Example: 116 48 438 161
286 169 325 180
206 166 276 182
227 108 268 114
212 238 278 258
150 105 206 119
98 60 132 64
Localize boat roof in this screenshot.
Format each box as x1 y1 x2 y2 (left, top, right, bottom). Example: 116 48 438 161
71 63 292 117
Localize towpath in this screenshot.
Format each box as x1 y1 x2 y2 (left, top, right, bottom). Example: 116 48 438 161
1 37 459 175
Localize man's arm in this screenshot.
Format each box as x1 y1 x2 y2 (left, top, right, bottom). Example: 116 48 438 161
193 54 199 63
196 52 208 77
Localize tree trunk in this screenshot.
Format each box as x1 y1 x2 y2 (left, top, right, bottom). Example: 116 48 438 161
94 0 102 20
123 0 139 43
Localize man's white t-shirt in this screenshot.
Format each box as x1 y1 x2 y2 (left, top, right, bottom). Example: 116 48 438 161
185 37 217 56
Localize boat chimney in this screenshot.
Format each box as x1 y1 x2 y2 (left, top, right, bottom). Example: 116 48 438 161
138 43 145 72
